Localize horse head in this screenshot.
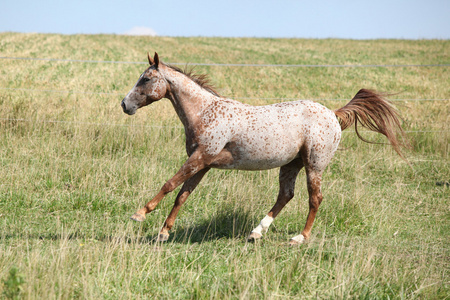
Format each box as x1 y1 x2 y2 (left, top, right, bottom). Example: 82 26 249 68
121 52 167 115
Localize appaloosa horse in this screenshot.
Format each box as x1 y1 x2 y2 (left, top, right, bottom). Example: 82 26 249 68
121 53 405 245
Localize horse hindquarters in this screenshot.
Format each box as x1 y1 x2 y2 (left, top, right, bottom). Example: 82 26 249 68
289 124 341 244
250 110 342 244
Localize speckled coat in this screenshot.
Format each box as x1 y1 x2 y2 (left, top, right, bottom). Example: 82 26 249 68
121 53 405 245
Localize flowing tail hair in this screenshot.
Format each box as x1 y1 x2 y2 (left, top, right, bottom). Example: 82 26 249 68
334 89 408 158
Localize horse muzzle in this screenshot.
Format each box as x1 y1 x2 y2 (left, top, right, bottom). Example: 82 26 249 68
121 99 136 115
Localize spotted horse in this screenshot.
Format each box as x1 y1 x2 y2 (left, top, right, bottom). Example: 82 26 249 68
121 53 407 245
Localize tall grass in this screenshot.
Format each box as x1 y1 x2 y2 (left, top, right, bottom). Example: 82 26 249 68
0 33 448 299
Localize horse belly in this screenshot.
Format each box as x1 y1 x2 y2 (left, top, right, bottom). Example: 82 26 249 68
225 155 297 170
218 131 303 170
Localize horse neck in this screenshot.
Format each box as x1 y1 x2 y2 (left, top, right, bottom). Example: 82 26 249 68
162 67 218 129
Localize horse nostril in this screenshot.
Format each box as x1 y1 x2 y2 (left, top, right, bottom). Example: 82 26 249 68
121 101 126 111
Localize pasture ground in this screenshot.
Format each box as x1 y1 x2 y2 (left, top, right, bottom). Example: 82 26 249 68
0 33 448 299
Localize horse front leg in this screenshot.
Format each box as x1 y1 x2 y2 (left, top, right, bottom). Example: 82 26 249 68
130 151 206 222
157 168 210 241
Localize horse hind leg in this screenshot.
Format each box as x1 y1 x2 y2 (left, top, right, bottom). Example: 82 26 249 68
248 158 303 242
289 167 323 245
288 125 340 245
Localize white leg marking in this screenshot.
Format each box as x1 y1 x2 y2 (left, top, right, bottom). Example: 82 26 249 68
251 215 274 236
290 234 305 244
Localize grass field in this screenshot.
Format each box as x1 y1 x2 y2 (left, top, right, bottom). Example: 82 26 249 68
0 33 449 299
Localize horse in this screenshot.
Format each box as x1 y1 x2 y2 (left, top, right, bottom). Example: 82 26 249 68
121 52 406 245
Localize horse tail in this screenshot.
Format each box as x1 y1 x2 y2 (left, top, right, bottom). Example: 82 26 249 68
334 89 408 158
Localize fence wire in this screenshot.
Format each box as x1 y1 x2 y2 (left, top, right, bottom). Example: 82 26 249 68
1 55 448 101
0 117 447 133
1 56 449 68
1 55 447 134
1 87 448 102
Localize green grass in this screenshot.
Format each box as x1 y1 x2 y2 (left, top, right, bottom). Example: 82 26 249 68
0 33 449 299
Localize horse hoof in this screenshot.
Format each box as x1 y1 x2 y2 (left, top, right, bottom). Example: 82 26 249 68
289 234 306 246
157 233 169 242
130 213 146 222
247 232 263 242
288 240 302 246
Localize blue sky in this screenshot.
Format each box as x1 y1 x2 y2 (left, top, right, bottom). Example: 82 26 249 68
1 0 449 39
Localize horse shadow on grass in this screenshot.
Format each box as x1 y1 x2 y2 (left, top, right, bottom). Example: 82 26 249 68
1 206 258 245
146 206 257 244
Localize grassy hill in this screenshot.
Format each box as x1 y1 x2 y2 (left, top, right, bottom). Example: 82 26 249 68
0 32 448 298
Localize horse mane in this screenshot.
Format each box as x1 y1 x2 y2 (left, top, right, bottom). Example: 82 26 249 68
164 63 221 97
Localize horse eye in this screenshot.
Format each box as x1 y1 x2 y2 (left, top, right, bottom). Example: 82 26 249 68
143 78 150 82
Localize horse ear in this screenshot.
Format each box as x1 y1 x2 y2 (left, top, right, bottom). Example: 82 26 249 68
148 52 154 65
154 52 159 69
